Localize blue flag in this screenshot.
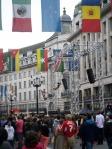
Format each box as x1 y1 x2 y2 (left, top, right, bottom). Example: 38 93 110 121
81 0 101 5
69 59 80 71
41 0 61 32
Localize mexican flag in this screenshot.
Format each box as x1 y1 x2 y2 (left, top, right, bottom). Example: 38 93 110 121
12 0 32 32
36 48 48 72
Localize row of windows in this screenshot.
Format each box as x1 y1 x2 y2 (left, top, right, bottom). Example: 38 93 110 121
18 90 43 101
0 69 36 82
0 89 44 102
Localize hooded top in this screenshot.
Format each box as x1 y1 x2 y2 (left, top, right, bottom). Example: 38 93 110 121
79 118 97 142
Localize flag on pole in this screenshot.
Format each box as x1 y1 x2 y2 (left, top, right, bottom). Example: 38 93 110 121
0 0 2 30
4 52 12 71
9 49 19 71
81 0 101 32
36 48 48 72
53 50 64 72
57 60 64 72
81 0 101 5
0 49 4 72
15 50 20 72
41 0 61 32
69 59 80 71
12 0 32 32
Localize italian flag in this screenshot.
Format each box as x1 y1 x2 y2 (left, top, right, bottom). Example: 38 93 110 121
12 0 32 32
36 48 48 72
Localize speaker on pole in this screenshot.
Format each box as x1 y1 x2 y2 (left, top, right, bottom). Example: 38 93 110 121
62 78 68 90
87 68 95 84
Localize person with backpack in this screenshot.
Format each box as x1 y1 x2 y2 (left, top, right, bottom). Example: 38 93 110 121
62 114 78 149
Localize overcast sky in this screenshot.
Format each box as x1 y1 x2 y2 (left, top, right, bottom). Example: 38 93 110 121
0 0 80 52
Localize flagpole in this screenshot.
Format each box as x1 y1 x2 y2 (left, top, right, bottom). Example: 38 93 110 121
46 71 49 115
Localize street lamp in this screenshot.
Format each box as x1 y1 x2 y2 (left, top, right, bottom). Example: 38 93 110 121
8 94 14 115
32 77 41 114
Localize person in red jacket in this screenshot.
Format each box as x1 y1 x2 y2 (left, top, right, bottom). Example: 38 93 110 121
62 114 78 149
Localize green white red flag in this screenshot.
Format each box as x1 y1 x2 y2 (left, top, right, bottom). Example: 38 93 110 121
12 0 32 32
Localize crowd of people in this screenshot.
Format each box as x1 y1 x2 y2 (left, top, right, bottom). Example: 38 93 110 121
0 110 112 149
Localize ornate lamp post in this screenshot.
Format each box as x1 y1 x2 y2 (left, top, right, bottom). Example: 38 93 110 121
32 77 41 114
8 93 14 115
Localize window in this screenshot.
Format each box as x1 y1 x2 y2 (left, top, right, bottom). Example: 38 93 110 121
14 83 17 96
19 73 22 79
109 17 112 31
28 71 31 77
24 92 26 101
76 21 79 29
103 21 106 34
14 74 17 80
19 82 22 89
87 33 90 41
0 76 3 82
33 69 36 76
19 93 22 101
91 33 95 41
24 81 26 88
29 80 31 87
9 75 12 81
4 76 8 82
29 91 31 100
23 72 26 78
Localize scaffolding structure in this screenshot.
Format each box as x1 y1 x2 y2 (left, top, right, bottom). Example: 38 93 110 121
63 41 103 113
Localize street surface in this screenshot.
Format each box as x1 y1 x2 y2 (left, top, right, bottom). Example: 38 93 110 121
47 138 108 149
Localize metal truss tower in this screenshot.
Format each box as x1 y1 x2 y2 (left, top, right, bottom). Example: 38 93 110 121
65 41 103 114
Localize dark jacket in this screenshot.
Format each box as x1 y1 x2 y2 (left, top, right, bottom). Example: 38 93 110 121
104 120 112 138
0 141 13 149
79 118 97 142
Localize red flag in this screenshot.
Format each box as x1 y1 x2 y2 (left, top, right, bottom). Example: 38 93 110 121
12 0 32 32
9 49 18 58
0 49 4 72
44 48 48 71
53 51 63 72
82 5 101 32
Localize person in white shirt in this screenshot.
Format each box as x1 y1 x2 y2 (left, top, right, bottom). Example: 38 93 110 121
5 121 15 147
95 111 105 145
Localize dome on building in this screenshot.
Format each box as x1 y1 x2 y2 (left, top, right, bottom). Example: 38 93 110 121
60 8 72 22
